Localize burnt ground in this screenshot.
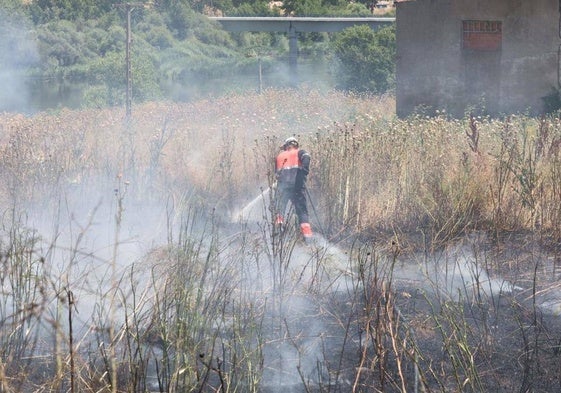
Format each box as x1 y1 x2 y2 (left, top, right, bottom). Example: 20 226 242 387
9 202 561 392
255 231 561 393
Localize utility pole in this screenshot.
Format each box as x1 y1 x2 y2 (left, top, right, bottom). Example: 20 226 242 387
115 2 145 121
288 22 298 86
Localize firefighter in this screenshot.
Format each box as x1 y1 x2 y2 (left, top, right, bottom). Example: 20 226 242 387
274 136 313 240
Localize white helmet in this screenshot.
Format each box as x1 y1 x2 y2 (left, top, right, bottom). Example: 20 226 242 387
283 137 299 149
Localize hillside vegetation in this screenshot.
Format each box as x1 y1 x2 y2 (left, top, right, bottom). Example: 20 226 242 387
0 0 396 111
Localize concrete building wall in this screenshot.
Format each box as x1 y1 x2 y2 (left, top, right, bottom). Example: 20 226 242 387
396 0 559 117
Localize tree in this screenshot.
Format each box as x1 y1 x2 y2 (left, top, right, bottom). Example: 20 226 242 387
36 20 89 69
231 0 276 16
161 1 197 39
283 0 323 16
331 24 395 93
29 0 115 23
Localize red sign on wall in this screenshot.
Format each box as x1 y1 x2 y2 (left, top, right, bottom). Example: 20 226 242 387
462 20 502 51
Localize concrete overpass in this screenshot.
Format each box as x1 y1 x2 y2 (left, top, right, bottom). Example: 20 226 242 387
208 16 395 84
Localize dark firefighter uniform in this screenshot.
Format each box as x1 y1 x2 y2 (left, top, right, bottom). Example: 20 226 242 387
275 137 313 239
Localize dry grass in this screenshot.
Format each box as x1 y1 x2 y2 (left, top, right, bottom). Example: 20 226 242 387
2 90 561 246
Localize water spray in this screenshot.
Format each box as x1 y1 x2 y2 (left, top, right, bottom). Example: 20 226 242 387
232 187 271 222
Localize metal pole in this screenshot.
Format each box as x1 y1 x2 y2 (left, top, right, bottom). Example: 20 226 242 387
126 7 132 120
115 3 145 121
258 56 263 93
288 22 298 86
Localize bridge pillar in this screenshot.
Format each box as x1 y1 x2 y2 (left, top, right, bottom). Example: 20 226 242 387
288 22 298 86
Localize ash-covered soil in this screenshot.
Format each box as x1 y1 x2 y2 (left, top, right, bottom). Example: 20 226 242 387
252 230 561 393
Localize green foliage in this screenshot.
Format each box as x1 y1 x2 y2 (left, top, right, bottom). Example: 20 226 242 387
283 0 361 16
85 51 126 103
14 0 396 108
190 13 236 46
324 0 346 6
0 0 30 17
159 2 235 44
29 0 115 23
36 21 91 70
82 84 110 108
331 24 396 94
27 0 244 107
131 47 163 101
230 1 277 16
137 11 176 49
214 0 235 12
162 1 197 40
340 2 372 16
283 0 323 16
156 36 240 83
79 45 161 107
94 24 126 55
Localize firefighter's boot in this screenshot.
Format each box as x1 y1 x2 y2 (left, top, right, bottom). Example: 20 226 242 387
300 223 313 241
275 214 284 231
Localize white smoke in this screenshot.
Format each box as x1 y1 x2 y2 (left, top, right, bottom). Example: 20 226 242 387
0 8 39 114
